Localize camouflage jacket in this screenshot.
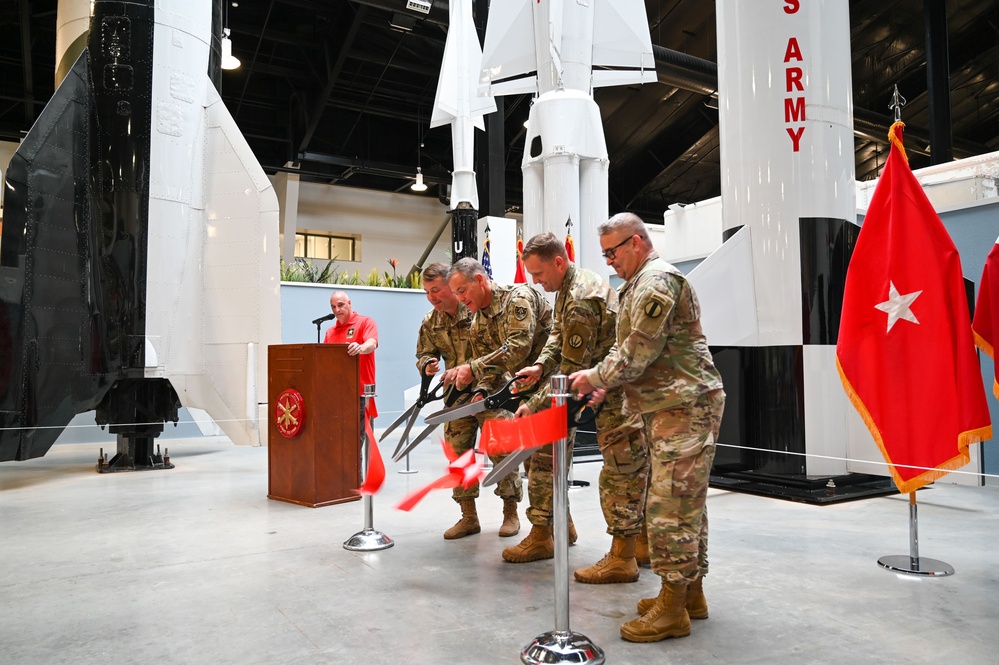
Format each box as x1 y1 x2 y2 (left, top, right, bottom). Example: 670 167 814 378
589 252 723 414
468 282 552 394
525 264 619 413
415 304 473 374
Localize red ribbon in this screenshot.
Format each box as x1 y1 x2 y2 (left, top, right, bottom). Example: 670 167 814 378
480 404 568 456
396 444 484 512
355 415 386 495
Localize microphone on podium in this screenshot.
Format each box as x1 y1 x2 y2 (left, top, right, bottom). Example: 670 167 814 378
312 313 336 325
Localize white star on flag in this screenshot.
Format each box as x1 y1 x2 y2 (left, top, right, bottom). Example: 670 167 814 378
875 281 922 332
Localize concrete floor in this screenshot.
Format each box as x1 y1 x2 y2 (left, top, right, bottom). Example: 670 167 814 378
2 432 998 665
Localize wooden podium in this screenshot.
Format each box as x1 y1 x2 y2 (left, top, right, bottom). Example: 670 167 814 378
267 344 361 507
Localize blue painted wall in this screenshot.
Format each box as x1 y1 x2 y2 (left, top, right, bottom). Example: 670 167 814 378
54 282 433 445
936 200 999 477
280 283 431 424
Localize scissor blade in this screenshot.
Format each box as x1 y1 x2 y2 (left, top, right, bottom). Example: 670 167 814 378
482 447 535 487
392 422 440 462
380 403 418 442
423 398 487 425
390 408 422 459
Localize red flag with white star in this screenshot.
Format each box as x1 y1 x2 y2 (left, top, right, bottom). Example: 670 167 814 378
973 237 999 399
836 121 992 494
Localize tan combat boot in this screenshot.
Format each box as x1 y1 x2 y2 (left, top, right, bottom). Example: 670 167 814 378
502 524 554 562
568 513 578 545
443 498 481 540
635 523 651 566
621 581 691 642
637 576 708 619
573 535 640 584
499 498 521 537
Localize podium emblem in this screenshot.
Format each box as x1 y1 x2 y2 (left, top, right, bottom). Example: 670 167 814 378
275 388 306 438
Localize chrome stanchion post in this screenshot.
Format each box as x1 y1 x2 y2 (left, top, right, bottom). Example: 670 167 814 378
398 450 418 474
521 375 604 665
877 491 953 576
344 384 394 552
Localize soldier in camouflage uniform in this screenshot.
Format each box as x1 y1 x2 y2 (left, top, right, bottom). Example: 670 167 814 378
414 263 483 540
445 258 553 538
502 232 649 579
570 213 724 644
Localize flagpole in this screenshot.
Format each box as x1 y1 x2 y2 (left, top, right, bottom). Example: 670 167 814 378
876 491 953 576
344 384 394 552
521 376 604 665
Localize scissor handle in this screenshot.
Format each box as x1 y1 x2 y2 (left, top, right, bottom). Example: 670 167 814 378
417 360 436 397
566 393 602 428
487 375 540 411
420 377 448 406
444 383 473 407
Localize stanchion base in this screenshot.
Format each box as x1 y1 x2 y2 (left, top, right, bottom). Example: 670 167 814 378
877 555 954 576
521 630 605 665
343 529 394 552
397 469 419 474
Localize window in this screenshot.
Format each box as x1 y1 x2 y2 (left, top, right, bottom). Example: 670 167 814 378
294 232 357 261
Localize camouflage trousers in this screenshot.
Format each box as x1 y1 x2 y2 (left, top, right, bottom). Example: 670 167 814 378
524 429 574 527
476 408 523 502
445 415 480 501
595 409 649 537
644 389 725 584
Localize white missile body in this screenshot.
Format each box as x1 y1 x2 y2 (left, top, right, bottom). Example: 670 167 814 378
479 0 655 275
144 0 281 447
430 0 496 210
688 0 873 477
0 0 280 461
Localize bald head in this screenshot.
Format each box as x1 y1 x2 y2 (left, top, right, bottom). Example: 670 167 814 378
330 291 353 325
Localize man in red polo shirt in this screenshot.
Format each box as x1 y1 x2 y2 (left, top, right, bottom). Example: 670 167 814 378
323 291 379 418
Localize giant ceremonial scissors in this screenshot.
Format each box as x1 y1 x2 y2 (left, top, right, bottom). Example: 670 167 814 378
383 362 475 462
422 375 540 427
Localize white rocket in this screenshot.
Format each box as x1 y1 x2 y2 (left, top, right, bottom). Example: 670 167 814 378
687 0 878 478
0 0 280 463
479 0 656 276
430 0 496 211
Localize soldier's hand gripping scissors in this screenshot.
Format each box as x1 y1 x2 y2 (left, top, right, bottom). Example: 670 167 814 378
481 392 602 487
422 375 540 427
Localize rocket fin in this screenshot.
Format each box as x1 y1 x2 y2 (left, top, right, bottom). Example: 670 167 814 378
479 0 538 97
686 226 761 346
591 0 657 88
0 51 110 461
147 80 281 448
431 0 496 130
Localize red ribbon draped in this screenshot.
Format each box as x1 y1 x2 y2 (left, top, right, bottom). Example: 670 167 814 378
480 405 567 456
355 415 386 495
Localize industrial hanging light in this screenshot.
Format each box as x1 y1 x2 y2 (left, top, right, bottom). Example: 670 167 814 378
411 167 428 192
411 117 427 192
221 28 241 70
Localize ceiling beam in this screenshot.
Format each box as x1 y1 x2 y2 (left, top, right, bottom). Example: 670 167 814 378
298 5 367 154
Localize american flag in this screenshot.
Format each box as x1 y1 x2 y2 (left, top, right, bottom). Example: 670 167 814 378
482 234 493 278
